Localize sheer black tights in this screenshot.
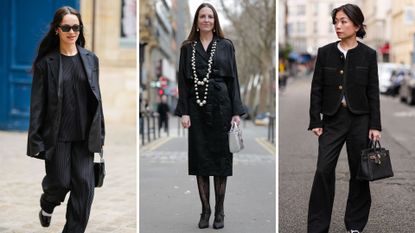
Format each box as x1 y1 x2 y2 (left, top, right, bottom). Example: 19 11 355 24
196 176 227 214
213 176 227 215
196 176 210 213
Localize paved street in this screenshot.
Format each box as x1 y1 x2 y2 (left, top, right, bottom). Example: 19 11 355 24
0 124 136 233
279 76 415 232
140 118 276 233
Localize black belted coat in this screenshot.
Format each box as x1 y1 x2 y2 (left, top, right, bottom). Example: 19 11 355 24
27 45 105 160
175 36 245 176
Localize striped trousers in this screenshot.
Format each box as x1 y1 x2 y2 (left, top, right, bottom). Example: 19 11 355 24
40 140 95 233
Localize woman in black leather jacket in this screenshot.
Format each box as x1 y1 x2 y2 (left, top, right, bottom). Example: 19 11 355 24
27 6 104 233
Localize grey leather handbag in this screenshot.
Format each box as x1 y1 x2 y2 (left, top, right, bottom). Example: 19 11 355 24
229 122 244 153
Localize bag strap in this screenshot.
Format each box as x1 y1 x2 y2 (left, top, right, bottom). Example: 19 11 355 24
374 140 381 151
99 150 104 162
368 140 375 148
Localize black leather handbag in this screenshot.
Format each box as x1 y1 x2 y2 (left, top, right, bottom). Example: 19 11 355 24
94 150 105 188
356 140 394 181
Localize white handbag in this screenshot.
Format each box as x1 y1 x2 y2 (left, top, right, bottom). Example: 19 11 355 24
228 122 244 153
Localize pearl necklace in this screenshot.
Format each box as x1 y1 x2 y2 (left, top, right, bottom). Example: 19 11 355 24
191 40 217 106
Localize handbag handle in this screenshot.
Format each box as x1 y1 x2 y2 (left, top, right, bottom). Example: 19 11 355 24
368 140 381 150
230 121 238 130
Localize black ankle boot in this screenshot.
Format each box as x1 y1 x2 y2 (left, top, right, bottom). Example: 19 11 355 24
198 210 211 229
213 212 224 229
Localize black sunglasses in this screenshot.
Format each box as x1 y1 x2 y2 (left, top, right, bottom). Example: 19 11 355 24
59 24 82 32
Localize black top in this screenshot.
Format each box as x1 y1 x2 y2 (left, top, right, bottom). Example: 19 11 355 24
58 53 90 141
308 41 381 131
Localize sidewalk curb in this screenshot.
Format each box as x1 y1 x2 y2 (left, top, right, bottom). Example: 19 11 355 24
139 136 176 152
255 137 276 155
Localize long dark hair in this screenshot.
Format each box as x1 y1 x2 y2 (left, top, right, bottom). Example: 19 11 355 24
185 3 224 44
331 4 366 38
33 6 85 68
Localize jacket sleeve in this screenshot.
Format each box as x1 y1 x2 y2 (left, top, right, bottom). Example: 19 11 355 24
367 50 382 131
27 62 47 156
308 48 324 130
228 42 245 116
175 45 189 117
96 55 105 146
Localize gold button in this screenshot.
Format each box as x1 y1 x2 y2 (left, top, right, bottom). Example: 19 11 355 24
340 70 344 74
339 85 343 90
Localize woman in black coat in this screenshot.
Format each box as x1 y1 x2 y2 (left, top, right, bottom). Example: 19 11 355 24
27 6 104 233
175 3 245 230
307 4 381 233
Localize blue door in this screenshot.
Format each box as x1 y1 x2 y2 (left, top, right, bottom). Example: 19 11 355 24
0 0 79 130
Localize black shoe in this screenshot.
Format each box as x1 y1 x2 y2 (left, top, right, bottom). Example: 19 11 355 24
212 212 225 229
39 210 51 227
198 210 211 229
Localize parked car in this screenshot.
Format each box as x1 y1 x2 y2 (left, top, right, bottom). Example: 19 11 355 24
387 69 408 96
378 63 410 94
254 112 270 126
399 69 415 105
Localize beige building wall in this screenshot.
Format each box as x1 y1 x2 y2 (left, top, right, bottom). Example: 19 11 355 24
391 0 415 65
361 0 391 61
81 0 137 124
287 0 308 53
305 0 362 55
139 0 157 106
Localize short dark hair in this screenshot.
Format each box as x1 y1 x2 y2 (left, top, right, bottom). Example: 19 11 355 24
331 4 366 38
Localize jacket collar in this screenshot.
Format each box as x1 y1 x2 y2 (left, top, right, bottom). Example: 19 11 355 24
77 45 93 84
45 45 93 82
334 40 362 55
195 35 220 61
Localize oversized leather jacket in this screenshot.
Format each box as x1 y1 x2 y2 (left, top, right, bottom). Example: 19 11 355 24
27 45 105 160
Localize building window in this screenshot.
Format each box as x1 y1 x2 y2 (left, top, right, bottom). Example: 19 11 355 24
328 3 334 33
313 3 318 16
121 0 136 47
298 5 305 16
404 6 414 25
328 3 334 14
328 22 333 33
287 23 293 36
297 22 305 35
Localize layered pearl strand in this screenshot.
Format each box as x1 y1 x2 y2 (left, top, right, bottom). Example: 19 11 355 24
191 40 217 107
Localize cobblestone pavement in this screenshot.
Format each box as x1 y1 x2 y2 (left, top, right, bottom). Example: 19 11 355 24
0 124 136 233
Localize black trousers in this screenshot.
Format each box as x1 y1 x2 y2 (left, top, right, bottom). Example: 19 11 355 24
40 140 94 233
158 116 169 134
307 107 371 233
